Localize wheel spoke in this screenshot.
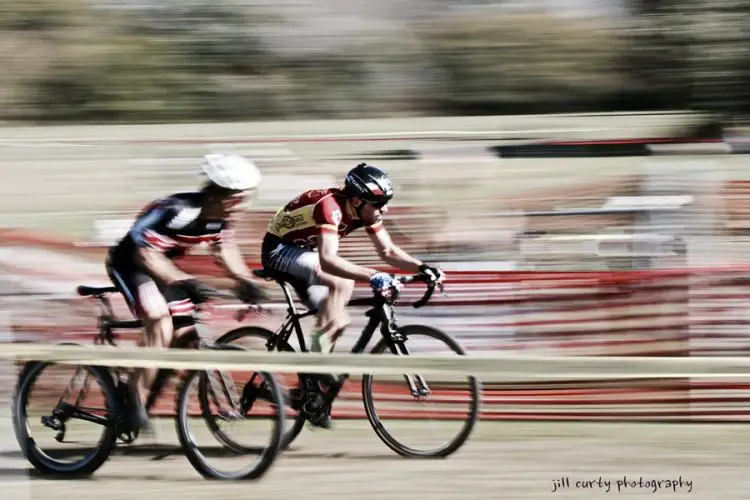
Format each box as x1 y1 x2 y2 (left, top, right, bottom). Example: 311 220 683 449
362 325 480 458
175 367 285 480
14 362 119 476
212 326 308 450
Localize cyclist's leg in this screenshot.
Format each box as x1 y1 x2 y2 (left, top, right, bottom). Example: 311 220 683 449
163 284 200 361
130 285 197 404
262 240 354 353
307 275 354 353
262 241 356 428
135 280 173 413
286 277 352 353
132 278 203 371
107 262 172 429
286 271 353 429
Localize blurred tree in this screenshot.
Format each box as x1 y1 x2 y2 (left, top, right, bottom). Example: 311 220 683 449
0 0 85 32
4 0 289 122
624 0 750 123
120 0 281 75
627 0 662 15
416 12 633 114
275 36 433 118
30 37 220 122
4 0 750 123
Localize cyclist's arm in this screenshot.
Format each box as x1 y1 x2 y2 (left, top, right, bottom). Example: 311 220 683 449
368 224 422 273
210 231 254 282
135 247 192 284
318 230 379 282
132 202 193 284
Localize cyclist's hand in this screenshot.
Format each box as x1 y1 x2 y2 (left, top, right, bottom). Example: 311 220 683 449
418 263 446 284
369 272 402 298
234 279 270 304
175 278 219 304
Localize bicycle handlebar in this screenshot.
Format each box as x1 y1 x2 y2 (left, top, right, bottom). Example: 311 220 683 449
197 288 264 322
395 274 445 309
81 274 443 326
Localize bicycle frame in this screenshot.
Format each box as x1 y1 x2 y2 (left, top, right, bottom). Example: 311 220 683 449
37 291 147 442
44 287 236 442
262 275 437 406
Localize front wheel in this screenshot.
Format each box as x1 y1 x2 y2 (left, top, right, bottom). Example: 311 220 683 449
362 325 481 458
175 343 285 480
215 326 307 450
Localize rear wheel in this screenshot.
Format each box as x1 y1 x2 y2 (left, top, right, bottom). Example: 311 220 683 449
215 326 307 450
13 361 120 476
175 343 285 480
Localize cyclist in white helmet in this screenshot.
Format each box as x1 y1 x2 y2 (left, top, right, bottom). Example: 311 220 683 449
106 153 269 431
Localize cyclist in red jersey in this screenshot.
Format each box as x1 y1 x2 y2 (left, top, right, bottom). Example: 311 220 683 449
261 163 445 426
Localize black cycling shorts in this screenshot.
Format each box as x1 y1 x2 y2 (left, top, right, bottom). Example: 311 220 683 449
261 233 329 311
106 255 194 318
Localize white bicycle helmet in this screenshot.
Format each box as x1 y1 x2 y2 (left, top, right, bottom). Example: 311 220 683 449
201 153 262 190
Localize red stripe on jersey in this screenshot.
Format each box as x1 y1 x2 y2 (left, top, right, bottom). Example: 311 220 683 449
173 234 221 245
144 230 176 251
168 299 195 315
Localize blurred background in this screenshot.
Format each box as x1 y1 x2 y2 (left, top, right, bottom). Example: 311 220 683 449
0 0 749 123
3 0 750 415
3 1 750 496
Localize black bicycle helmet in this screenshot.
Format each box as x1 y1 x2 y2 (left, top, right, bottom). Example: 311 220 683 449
344 163 394 205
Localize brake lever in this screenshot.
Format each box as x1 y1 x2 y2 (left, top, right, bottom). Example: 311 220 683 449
235 308 249 322
235 303 263 322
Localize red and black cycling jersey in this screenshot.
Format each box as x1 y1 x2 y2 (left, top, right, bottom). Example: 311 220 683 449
109 192 230 263
265 187 383 249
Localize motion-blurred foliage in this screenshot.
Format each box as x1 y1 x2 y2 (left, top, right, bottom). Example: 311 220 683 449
417 14 632 114
1 0 749 123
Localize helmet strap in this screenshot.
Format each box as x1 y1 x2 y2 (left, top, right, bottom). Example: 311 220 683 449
349 197 365 220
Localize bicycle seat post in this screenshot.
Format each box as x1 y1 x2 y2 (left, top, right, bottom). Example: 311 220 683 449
278 281 298 317
90 294 117 346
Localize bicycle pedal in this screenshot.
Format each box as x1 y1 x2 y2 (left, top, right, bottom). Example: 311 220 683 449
301 393 328 420
218 409 242 420
306 414 334 430
117 429 139 445
303 399 333 428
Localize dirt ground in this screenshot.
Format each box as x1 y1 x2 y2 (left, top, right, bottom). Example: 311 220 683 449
2 406 749 500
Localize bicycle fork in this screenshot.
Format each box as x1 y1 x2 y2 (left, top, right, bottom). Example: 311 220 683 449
315 333 433 410
389 335 432 398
